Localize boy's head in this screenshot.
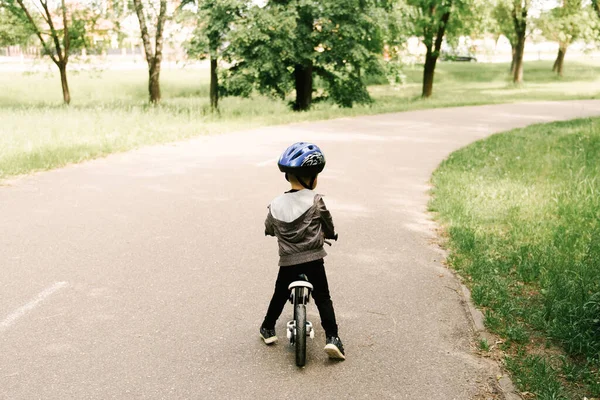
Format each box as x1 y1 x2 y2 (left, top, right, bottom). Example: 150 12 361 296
278 142 326 190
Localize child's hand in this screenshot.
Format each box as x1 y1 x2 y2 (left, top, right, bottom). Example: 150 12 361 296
324 232 338 240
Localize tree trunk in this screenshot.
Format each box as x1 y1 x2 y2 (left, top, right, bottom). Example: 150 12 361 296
210 58 218 111
513 31 525 84
422 47 437 98
149 60 161 103
553 46 566 77
293 62 313 111
58 62 71 105
133 0 167 104
510 44 517 75
421 10 450 98
512 3 527 85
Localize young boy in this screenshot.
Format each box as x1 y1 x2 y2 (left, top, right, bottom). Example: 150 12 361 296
260 142 345 360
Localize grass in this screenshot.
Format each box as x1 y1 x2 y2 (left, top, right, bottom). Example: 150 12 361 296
429 117 600 399
1 59 600 179
479 338 491 352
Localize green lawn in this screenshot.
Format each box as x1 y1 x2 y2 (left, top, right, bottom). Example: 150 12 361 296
1 60 600 180
429 117 600 399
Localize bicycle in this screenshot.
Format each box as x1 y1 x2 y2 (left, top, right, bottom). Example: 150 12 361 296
286 235 337 367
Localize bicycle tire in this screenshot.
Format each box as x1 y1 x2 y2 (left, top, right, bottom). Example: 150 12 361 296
295 303 306 367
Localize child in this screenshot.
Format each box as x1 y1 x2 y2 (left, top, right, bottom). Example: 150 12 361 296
260 142 345 360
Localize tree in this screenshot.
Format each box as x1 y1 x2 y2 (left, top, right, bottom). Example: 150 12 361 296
223 0 384 111
491 0 531 83
538 0 597 77
494 1 566 83
132 0 168 103
183 0 240 111
405 0 477 98
493 0 533 83
2 0 73 103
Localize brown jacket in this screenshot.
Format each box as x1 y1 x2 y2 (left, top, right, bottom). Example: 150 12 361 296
265 190 336 266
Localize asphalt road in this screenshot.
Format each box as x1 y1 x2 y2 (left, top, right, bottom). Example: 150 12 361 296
2 101 600 399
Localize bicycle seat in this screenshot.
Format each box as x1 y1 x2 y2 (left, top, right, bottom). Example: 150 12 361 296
288 281 314 291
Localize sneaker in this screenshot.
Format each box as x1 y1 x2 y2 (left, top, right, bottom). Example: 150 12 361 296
324 336 346 360
260 327 278 345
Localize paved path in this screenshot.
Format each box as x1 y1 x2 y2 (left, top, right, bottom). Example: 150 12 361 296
2 101 600 399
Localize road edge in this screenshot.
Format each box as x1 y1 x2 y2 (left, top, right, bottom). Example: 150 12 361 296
458 282 522 400
430 228 522 400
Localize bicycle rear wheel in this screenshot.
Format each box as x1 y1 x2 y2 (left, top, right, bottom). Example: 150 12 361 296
295 303 306 367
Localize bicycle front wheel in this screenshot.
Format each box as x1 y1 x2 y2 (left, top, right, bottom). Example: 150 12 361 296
295 303 306 367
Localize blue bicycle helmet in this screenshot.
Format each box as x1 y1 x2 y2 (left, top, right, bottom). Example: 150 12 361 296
278 142 326 189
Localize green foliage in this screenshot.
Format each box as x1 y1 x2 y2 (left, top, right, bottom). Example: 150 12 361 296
223 4 297 99
185 27 210 60
537 3 599 47
69 1 114 55
490 0 535 46
68 13 91 54
491 0 516 45
405 0 452 50
404 0 480 50
446 0 489 43
377 0 411 50
184 0 240 60
0 6 33 47
381 59 407 86
323 71 372 107
312 0 384 105
0 0 89 54
223 0 386 108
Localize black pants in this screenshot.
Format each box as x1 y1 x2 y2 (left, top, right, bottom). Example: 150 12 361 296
262 259 339 337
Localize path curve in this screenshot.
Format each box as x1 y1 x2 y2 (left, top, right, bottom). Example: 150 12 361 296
2 100 600 399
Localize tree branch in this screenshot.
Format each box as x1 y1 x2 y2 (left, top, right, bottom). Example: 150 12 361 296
14 0 58 64
39 0 64 63
154 0 167 67
31 1 50 25
61 0 69 57
132 0 155 63
434 10 451 54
